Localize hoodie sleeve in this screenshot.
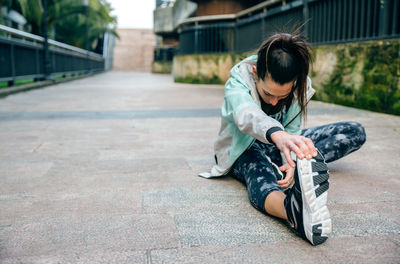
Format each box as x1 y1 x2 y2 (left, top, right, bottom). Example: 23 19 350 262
222 75 284 144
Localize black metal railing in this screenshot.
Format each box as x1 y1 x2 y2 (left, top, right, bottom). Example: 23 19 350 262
180 21 236 54
177 0 400 55
0 24 105 86
308 0 400 44
153 46 176 62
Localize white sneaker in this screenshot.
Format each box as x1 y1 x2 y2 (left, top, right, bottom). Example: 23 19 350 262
284 150 332 245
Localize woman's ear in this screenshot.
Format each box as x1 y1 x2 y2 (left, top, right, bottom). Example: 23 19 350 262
252 65 257 79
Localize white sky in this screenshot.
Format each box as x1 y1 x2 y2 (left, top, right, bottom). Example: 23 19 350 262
108 0 156 29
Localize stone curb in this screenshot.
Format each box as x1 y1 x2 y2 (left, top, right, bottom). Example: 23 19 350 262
0 71 104 98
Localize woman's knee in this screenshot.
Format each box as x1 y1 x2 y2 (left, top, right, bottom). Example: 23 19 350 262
347 121 367 146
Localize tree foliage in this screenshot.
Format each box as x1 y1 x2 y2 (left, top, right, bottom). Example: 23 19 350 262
3 0 118 53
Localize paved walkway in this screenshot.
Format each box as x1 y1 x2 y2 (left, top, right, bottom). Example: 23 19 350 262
0 72 399 263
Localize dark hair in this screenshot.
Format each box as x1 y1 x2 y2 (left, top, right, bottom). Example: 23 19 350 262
256 32 312 118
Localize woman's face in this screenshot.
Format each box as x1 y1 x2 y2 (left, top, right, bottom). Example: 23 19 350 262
252 65 294 106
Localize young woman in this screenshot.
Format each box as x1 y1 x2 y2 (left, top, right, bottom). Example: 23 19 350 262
199 32 366 245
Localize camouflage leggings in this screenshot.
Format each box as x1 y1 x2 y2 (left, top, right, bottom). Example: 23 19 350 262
228 121 366 214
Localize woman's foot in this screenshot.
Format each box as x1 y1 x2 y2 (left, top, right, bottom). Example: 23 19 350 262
284 150 332 245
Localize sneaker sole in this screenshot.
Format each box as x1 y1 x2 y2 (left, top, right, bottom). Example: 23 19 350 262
297 151 332 245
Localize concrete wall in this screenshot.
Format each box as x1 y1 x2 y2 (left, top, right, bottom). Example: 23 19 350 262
113 29 156 72
310 39 400 115
172 39 400 115
153 6 174 33
173 53 249 83
153 0 197 34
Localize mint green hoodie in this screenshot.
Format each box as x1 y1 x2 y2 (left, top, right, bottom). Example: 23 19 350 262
199 55 315 178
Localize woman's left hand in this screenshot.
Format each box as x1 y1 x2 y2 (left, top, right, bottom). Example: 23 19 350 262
277 163 295 189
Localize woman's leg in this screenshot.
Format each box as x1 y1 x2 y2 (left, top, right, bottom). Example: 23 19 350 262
301 121 366 163
264 191 287 219
229 140 287 219
229 139 332 245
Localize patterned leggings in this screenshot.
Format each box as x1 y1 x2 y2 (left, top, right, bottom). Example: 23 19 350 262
228 121 366 214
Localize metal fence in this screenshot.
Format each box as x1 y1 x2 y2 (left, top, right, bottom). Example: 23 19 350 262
153 46 176 62
309 0 399 44
0 24 105 85
177 0 400 55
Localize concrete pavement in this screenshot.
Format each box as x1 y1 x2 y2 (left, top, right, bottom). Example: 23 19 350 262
0 72 399 263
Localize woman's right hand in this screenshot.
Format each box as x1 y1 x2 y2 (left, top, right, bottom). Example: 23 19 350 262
270 130 317 168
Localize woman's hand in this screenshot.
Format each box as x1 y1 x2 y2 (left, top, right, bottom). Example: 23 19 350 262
271 130 317 168
277 163 295 189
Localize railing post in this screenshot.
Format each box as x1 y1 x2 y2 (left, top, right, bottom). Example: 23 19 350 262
194 22 198 54
303 0 310 37
379 0 390 37
261 8 266 39
234 19 238 53
393 0 399 36
83 0 91 73
35 48 40 81
41 0 54 81
9 43 15 86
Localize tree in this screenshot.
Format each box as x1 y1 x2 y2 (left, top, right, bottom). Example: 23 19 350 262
3 0 118 52
51 0 118 53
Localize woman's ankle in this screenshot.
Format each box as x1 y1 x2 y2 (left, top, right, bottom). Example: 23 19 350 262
264 190 288 220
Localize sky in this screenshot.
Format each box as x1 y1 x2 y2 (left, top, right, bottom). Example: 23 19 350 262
108 0 156 29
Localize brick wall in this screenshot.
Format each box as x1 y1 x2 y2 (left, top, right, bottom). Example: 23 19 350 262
113 29 156 72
